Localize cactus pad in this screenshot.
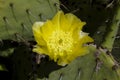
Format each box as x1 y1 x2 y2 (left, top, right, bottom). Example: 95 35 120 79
0 0 59 40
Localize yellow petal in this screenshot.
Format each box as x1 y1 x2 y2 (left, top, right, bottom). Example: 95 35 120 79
79 35 94 45
41 20 55 41
51 11 62 30
32 22 46 46
57 11 70 31
33 45 48 54
32 11 94 66
51 11 86 31
65 13 86 31
57 58 69 66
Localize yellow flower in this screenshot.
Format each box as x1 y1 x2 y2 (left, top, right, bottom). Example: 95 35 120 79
32 11 94 66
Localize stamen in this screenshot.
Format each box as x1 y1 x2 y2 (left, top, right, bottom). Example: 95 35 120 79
47 30 73 54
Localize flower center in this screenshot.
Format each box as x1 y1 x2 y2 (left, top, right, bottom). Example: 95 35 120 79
47 30 73 54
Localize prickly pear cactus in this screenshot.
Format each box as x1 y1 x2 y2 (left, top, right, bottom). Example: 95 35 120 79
0 0 59 79
60 0 117 44
60 0 120 61
0 0 120 80
0 64 6 71
112 26 120 62
0 0 59 40
36 45 120 80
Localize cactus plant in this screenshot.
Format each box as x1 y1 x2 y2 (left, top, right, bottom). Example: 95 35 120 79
0 0 120 80
0 0 59 79
60 0 120 62
35 45 120 80
0 0 59 40
0 64 7 71
112 26 120 62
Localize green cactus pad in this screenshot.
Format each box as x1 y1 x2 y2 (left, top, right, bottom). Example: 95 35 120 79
10 44 120 80
101 5 120 51
0 64 7 71
60 0 118 46
0 0 59 40
112 26 120 62
0 0 120 80
60 0 120 65
35 45 120 80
